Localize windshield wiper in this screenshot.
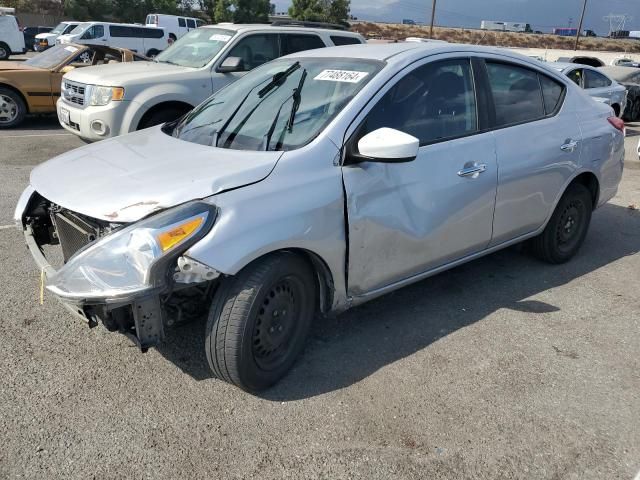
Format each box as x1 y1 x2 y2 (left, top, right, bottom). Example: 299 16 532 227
263 69 307 151
219 63 301 148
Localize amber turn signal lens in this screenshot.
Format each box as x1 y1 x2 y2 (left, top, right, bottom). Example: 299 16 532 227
111 87 125 101
156 216 204 252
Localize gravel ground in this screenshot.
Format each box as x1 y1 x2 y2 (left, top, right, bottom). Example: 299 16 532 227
0 117 639 479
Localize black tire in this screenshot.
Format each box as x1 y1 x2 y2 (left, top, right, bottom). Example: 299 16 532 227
632 98 640 122
623 98 634 122
529 183 593 264
146 49 159 58
138 108 185 129
612 104 621 118
0 87 27 128
205 253 316 392
0 43 9 61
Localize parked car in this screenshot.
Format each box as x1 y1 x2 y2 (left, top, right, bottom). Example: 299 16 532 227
548 62 627 117
17 43 624 392
35 21 79 51
599 66 640 121
145 13 205 41
23 26 53 51
611 57 640 68
0 43 147 128
56 22 365 142
0 11 26 60
56 22 168 57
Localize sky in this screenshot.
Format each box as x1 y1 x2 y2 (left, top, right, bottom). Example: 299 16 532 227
271 0 640 35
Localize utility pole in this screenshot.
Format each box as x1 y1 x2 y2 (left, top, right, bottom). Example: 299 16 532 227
429 0 437 39
574 0 587 50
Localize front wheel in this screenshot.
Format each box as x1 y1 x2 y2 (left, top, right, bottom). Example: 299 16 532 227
529 183 593 264
205 253 316 392
0 43 9 60
0 87 26 128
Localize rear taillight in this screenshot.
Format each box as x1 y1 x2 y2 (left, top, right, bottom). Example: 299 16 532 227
608 116 625 135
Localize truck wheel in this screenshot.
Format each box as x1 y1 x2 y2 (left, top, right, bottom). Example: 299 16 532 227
146 49 159 58
205 253 316 392
0 87 26 128
0 43 9 60
529 183 592 264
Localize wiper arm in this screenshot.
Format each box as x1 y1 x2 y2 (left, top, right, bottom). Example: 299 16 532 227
258 62 300 98
263 94 295 151
269 69 308 151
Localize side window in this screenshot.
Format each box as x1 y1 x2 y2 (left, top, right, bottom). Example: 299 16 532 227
226 34 279 71
143 27 165 39
359 59 477 145
82 25 104 40
539 74 564 114
486 62 544 126
330 35 362 46
585 70 611 89
178 18 186 27
186 19 196 28
566 68 583 87
196 19 205 27
280 34 325 55
110 25 131 37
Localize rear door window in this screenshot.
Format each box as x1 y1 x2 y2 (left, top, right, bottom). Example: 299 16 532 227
186 19 196 29
280 34 325 55
178 18 186 27
330 35 362 46
539 75 565 114
566 68 583 87
225 34 279 71
585 70 612 88
486 62 545 126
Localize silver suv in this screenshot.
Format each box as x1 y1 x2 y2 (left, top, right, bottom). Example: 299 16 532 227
18 43 624 392
56 22 364 142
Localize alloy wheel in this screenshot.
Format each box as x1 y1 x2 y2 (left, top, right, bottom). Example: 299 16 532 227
0 94 18 124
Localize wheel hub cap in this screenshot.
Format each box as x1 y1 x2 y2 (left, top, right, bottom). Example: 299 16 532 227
252 280 297 370
0 95 18 123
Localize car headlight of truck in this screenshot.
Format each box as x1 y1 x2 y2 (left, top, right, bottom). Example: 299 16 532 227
88 85 125 106
46 202 217 300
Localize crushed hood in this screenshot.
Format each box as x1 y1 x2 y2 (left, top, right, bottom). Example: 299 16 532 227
30 127 283 222
63 61 193 87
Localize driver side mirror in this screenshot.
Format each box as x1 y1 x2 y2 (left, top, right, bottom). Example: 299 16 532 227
218 56 245 73
345 128 419 165
60 65 76 74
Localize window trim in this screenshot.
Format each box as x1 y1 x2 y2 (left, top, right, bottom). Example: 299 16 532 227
482 58 566 131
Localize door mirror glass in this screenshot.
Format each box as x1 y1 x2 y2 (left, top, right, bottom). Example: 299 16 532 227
356 128 419 163
218 56 244 73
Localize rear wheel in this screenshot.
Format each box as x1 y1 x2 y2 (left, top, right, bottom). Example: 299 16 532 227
205 253 316 392
0 87 26 128
529 183 592 264
0 43 9 61
146 49 159 58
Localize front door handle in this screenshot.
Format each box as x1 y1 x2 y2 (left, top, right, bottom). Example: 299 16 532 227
457 163 487 178
560 140 578 152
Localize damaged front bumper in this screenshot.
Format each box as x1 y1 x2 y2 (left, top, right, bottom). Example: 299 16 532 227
23 223 166 351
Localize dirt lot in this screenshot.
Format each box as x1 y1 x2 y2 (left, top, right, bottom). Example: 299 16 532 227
0 116 639 479
353 22 640 53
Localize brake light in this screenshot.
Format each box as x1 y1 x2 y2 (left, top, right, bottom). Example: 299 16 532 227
607 116 625 135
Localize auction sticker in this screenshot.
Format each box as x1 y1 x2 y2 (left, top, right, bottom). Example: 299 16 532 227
64 46 78 53
314 70 369 83
209 34 231 42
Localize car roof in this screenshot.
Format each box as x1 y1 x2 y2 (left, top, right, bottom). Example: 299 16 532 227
545 61 602 72
285 42 536 63
200 23 361 36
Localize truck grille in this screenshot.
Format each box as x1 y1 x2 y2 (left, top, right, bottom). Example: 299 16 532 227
62 81 86 107
52 210 99 262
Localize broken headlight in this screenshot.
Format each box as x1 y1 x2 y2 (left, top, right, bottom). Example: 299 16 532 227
46 202 216 300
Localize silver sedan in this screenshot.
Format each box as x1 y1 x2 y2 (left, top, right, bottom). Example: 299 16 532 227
548 62 628 118
16 43 625 392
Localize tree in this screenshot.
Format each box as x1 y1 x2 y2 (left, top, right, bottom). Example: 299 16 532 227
288 0 350 25
214 0 232 22
232 0 269 23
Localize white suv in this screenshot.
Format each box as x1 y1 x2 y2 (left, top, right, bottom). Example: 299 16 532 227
56 23 364 142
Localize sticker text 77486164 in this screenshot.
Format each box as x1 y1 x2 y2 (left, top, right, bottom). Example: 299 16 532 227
314 70 369 83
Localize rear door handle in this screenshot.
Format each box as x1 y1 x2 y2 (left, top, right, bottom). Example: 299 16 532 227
457 163 487 178
560 140 578 152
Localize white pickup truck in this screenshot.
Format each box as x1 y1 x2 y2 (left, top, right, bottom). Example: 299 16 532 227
56 22 365 142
